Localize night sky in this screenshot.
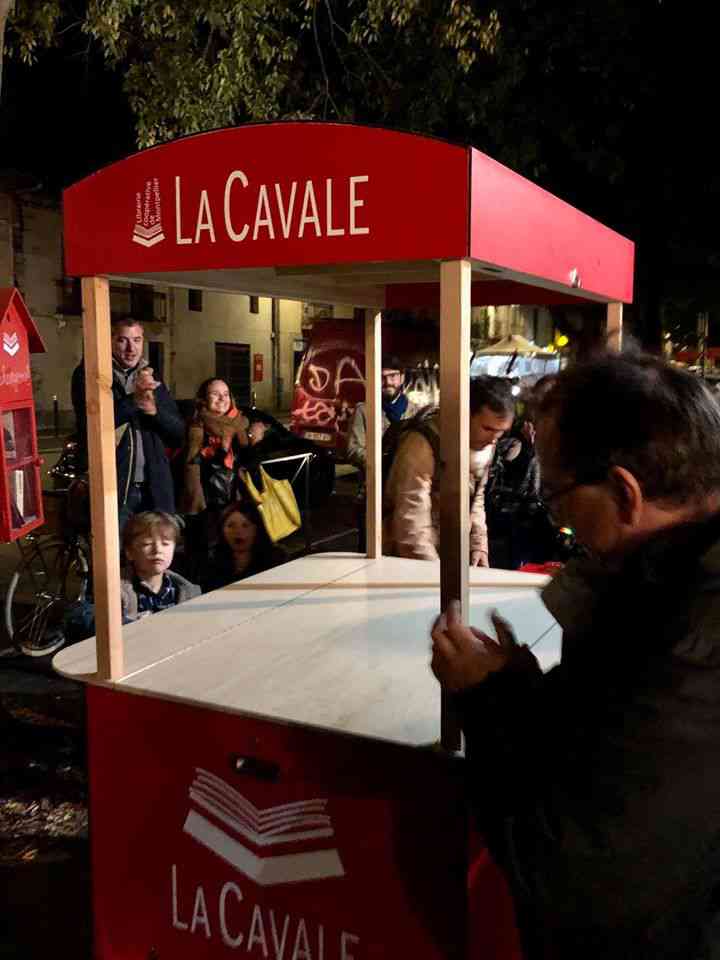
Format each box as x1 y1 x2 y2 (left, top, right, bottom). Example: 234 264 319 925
1 16 719 346
0 43 136 194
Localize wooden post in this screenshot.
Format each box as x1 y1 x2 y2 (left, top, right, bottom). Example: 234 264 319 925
365 309 382 559
439 260 471 751
607 302 623 351
82 277 124 680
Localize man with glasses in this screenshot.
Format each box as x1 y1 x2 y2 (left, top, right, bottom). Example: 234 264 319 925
346 355 421 473
432 353 720 959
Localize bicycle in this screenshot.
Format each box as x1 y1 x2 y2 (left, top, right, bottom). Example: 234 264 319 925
4 485 90 658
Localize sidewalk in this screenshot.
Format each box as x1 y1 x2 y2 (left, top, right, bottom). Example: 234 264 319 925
38 432 72 449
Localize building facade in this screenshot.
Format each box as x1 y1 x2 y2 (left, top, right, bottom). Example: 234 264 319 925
1 189 557 431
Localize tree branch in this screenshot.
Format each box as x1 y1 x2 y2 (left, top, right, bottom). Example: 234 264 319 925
0 0 16 103
312 0 339 120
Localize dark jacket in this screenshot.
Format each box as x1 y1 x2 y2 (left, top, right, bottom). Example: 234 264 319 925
64 570 201 643
200 545 283 593
71 360 184 512
458 515 720 959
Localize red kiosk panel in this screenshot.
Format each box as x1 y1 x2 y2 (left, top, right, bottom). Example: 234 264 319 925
0 289 45 540
86 686 476 960
64 123 469 278
469 149 634 303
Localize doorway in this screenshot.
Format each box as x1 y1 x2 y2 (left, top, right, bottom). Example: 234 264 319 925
148 341 164 381
215 342 251 407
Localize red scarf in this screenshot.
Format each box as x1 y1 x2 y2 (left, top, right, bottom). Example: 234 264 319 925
200 406 240 470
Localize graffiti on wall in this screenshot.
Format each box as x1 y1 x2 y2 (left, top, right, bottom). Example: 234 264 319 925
291 343 439 454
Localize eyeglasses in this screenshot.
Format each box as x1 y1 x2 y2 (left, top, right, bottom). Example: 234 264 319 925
541 472 606 516
541 479 589 506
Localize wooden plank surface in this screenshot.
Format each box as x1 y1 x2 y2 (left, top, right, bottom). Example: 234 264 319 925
71 584 557 746
365 309 382 558
607 301 623 350
54 554 558 748
81 277 123 681
54 554 371 680
439 259 472 750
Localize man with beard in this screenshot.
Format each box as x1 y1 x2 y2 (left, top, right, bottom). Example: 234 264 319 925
346 355 421 472
432 353 720 959
72 316 184 530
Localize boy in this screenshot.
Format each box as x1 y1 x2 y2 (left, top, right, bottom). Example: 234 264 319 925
65 512 200 643
121 512 200 621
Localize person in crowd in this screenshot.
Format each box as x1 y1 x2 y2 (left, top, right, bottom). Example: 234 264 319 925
347 356 422 472
65 511 200 640
181 378 250 517
180 378 275 564
121 511 200 619
201 501 282 592
349 355 424 552
384 376 514 565
431 353 720 959
486 374 559 568
71 317 184 530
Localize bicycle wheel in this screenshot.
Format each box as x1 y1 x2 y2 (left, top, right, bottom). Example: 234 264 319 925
5 537 89 657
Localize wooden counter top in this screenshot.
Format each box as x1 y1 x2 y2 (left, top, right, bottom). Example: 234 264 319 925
54 554 559 746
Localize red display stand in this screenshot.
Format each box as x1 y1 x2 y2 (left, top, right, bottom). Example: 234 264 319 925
56 122 634 959
0 288 46 542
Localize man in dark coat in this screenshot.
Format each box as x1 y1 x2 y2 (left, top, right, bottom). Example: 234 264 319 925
71 317 184 529
432 353 720 959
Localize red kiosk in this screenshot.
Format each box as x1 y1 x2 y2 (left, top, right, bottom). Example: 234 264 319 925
54 123 634 959
0 288 46 542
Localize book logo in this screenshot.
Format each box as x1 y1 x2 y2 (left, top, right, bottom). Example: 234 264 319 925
2 331 19 357
133 177 165 248
183 768 345 886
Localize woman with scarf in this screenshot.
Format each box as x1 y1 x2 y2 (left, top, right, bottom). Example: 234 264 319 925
180 378 258 566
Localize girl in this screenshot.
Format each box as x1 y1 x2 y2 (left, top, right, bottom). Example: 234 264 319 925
201 501 283 592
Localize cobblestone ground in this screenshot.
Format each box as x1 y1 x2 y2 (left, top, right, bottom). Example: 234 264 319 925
0 667 91 958
0 466 359 958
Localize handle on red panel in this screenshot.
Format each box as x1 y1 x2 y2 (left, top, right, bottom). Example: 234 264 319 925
230 753 281 782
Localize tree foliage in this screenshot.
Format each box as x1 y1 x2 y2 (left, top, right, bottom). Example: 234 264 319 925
5 0 502 148
4 1 720 346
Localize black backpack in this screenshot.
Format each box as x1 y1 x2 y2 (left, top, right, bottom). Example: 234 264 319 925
381 406 441 489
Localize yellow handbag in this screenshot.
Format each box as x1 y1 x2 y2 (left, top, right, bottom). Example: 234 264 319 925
241 466 301 543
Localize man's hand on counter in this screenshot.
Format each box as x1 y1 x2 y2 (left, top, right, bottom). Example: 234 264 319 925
430 602 516 692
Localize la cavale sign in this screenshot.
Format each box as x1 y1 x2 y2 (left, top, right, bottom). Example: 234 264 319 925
63 123 469 276
173 171 371 246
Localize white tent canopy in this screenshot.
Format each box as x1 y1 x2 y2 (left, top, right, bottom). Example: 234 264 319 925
475 333 554 356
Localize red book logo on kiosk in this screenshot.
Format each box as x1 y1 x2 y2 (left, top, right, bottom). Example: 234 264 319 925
133 177 166 248
183 767 345 886
2 332 19 357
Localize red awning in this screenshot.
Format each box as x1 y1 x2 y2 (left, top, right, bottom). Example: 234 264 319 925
63 122 634 307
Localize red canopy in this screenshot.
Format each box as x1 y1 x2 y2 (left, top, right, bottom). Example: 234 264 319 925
63 122 634 307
